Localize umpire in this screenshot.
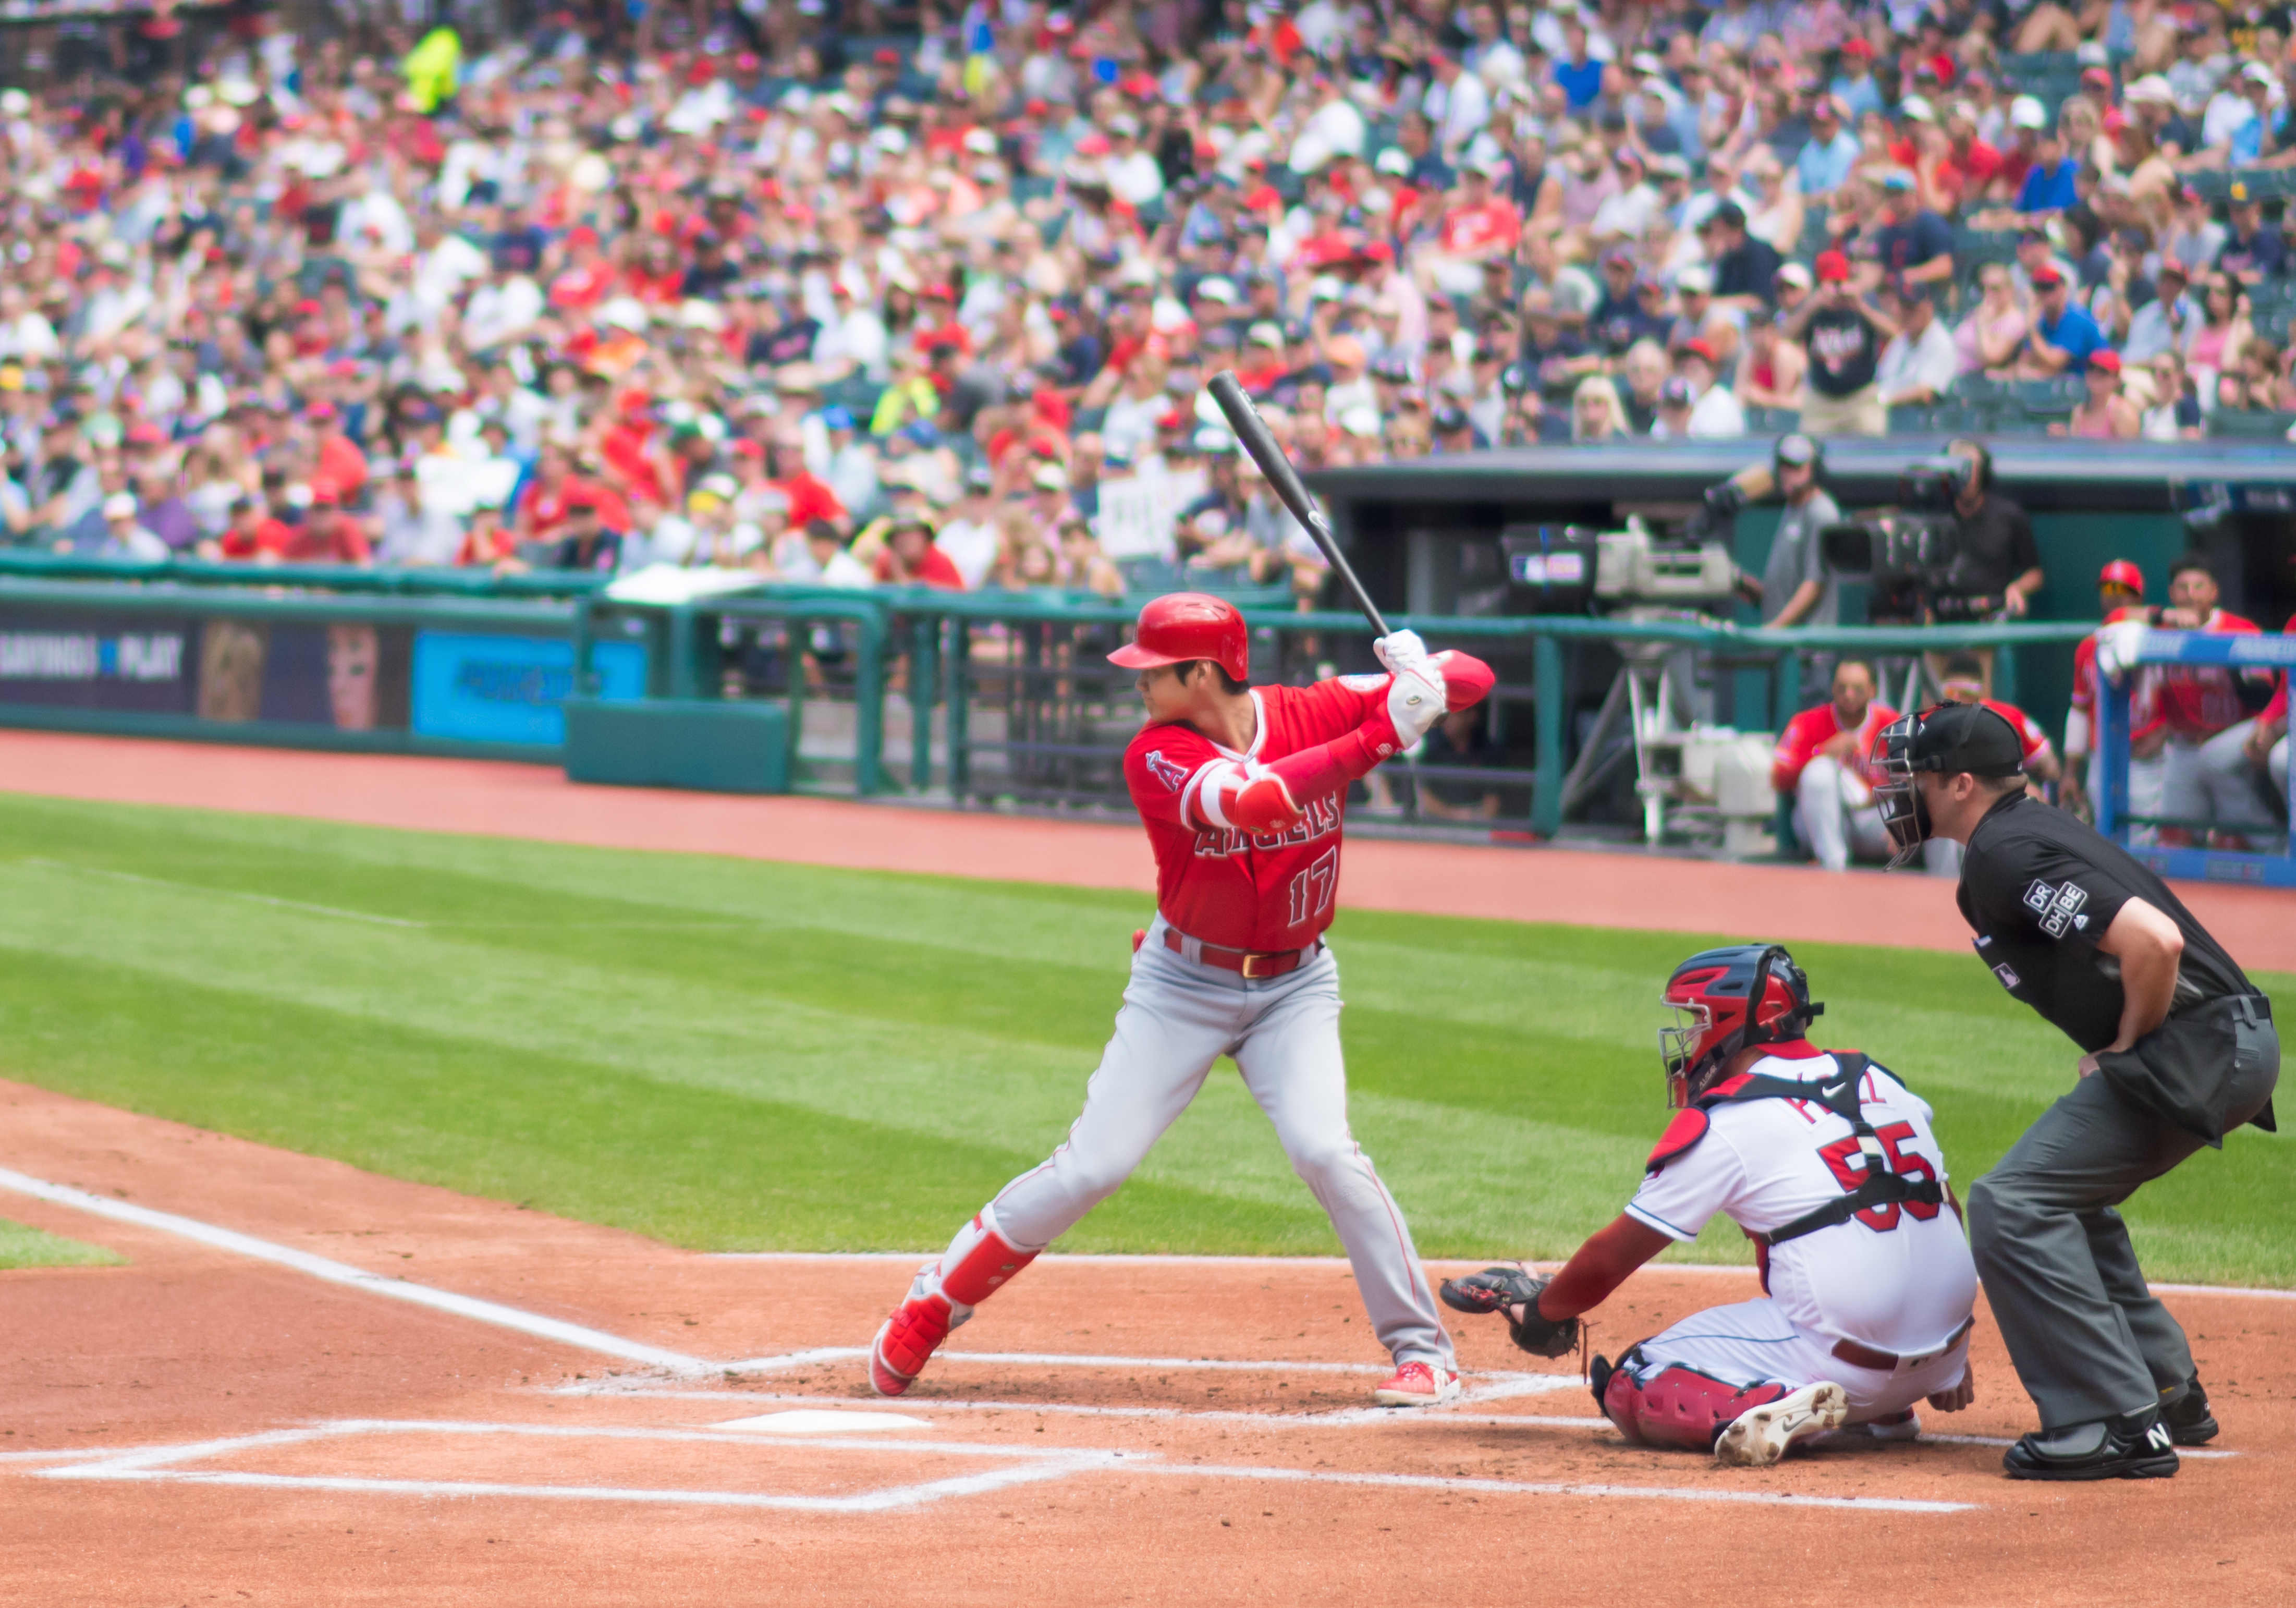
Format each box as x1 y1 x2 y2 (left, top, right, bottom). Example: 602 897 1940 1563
1873 701 2279 1480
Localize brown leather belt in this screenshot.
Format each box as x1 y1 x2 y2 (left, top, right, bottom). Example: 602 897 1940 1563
1830 1315 1974 1374
1163 927 1316 979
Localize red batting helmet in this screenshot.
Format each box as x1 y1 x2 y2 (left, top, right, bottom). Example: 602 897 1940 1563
1659 945 1823 1108
1106 592 1249 683
2098 559 2145 598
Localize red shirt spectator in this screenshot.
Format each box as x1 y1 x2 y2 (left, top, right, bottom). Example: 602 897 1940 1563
873 526 967 589
1437 181 1521 258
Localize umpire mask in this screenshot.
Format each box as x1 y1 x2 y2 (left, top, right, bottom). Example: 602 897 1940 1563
1872 702 2028 869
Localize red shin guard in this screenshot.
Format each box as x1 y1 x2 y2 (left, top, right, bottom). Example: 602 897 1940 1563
1603 1361 1791 1451
938 1215 1040 1307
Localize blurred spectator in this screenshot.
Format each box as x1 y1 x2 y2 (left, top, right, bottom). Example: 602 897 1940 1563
2139 351 2207 440
1786 252 1894 436
1877 286 1960 408
2216 185 2287 284
2017 264 2107 376
1735 309 1808 414
2053 350 2144 439
1570 376 1626 441
1955 264 2031 377
2121 262 2197 366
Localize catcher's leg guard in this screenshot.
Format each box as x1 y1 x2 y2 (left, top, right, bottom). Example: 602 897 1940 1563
870 1210 1040 1398
1601 1352 1793 1452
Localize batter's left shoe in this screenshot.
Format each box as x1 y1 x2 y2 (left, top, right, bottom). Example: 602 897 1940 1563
1373 1361 1462 1407
868 1262 972 1398
1713 1381 1850 1467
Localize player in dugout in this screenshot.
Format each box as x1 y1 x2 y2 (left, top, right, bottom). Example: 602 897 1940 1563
1444 946 1979 1467
1770 658 1900 871
1918 654 2061 877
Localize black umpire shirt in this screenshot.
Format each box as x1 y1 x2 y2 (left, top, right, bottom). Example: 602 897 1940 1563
1948 492 2039 600
1959 792 2252 1054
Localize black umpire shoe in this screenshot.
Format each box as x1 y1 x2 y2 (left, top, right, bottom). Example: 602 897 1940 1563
2160 1375 2219 1446
2002 1408 2179 1481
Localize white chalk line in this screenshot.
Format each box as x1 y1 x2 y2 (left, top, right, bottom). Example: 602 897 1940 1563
0 1167 711 1375
17 858 424 929
1913 1431 2238 1460
35 1418 1978 1515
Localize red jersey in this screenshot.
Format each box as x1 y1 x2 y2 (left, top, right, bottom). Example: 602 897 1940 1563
2258 619 2292 727
2142 610 2261 736
1769 699 1901 794
872 544 965 589
1437 198 1521 257
275 511 372 565
1122 678 1388 953
2066 607 2154 752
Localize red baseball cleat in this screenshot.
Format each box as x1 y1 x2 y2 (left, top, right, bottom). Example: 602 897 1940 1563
1373 1360 1462 1407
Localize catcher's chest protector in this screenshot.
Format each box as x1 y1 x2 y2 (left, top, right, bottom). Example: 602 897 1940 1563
1644 1053 1945 1248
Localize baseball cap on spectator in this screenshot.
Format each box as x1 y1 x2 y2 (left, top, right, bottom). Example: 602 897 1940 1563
102 492 138 520
1677 265 1715 296
2029 263 2066 290
1775 262 1814 291
2242 62 2277 87
1374 148 1411 176
1327 334 1367 369
1841 39 1874 59
1704 202 1747 233
1899 96 1934 123
1681 338 1718 366
1431 404 1472 435
1245 322 1285 348
1193 275 1240 305
2090 350 2123 375
1032 463 1069 491
309 477 341 506
2127 75 2175 106
1815 251 1851 284
2010 95 2048 129
2081 66 2115 92
1880 168 1917 193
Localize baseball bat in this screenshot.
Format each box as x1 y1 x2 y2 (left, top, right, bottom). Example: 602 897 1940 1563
1206 370 1390 638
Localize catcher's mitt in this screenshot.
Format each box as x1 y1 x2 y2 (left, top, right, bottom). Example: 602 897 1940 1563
1438 1265 1579 1359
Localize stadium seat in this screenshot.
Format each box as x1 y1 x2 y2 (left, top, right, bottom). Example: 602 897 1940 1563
1926 405 1987 433
1743 406 1802 433
1888 405 1936 433
1952 375 2009 407
2188 172 2236 205
2205 409 2296 440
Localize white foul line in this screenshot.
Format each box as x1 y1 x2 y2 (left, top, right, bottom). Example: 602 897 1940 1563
0 1167 711 1375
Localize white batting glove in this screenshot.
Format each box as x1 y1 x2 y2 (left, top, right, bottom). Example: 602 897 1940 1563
1385 660 1447 746
1373 630 1428 676
2095 618 2150 681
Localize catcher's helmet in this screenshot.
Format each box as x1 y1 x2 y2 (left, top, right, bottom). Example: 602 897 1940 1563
1106 591 1249 683
1659 945 1824 1107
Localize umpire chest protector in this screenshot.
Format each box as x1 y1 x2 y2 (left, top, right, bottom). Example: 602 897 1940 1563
1647 1053 1944 1247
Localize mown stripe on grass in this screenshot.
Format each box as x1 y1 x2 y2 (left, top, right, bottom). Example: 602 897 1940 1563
0 1216 126 1271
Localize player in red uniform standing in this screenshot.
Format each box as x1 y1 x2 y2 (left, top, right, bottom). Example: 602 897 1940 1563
2060 561 2154 824
869 593 1494 1406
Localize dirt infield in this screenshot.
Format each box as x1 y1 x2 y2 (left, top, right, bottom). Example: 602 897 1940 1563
8 728 2296 967
3 1080 2292 1606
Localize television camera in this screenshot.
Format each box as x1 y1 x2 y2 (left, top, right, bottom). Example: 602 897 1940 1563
1814 456 1995 624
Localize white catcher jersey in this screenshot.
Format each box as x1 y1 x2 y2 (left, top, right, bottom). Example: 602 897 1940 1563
1627 1047 1979 1357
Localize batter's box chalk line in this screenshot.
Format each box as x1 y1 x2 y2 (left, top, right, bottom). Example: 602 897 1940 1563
31 1419 1981 1515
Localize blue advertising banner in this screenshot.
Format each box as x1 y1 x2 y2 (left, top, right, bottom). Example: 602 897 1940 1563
410 632 646 747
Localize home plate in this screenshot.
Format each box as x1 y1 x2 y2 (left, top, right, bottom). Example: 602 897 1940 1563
715 1410 935 1435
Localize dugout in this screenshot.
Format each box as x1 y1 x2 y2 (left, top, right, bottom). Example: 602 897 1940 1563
1308 440 2296 765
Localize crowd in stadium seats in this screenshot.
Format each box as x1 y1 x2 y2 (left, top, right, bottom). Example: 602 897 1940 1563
1 2 2293 587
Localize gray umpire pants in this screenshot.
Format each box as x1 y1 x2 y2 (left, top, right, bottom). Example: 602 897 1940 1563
1969 1001 2279 1429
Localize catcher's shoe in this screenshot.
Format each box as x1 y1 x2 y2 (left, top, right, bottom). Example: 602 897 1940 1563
2160 1376 2218 1446
868 1264 973 1398
1713 1381 1849 1467
1373 1361 1462 1407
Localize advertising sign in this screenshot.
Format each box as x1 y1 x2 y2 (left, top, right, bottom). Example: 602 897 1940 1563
0 615 198 713
410 631 647 747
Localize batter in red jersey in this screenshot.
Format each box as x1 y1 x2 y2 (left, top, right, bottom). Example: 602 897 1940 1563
869 593 1494 1406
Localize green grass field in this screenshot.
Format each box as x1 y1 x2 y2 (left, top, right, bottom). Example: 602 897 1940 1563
0 1216 124 1271
0 794 2286 1284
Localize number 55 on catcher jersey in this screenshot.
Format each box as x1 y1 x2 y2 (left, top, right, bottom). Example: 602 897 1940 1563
1628 1045 1979 1359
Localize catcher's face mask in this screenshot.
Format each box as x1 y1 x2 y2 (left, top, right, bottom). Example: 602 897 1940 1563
1871 712 1933 870
1660 1000 1712 1110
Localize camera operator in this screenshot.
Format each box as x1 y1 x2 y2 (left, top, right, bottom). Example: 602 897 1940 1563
1927 438 2044 696
1718 434 1842 699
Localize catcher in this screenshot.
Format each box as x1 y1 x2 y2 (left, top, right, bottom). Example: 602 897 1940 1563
1446 946 1980 1466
